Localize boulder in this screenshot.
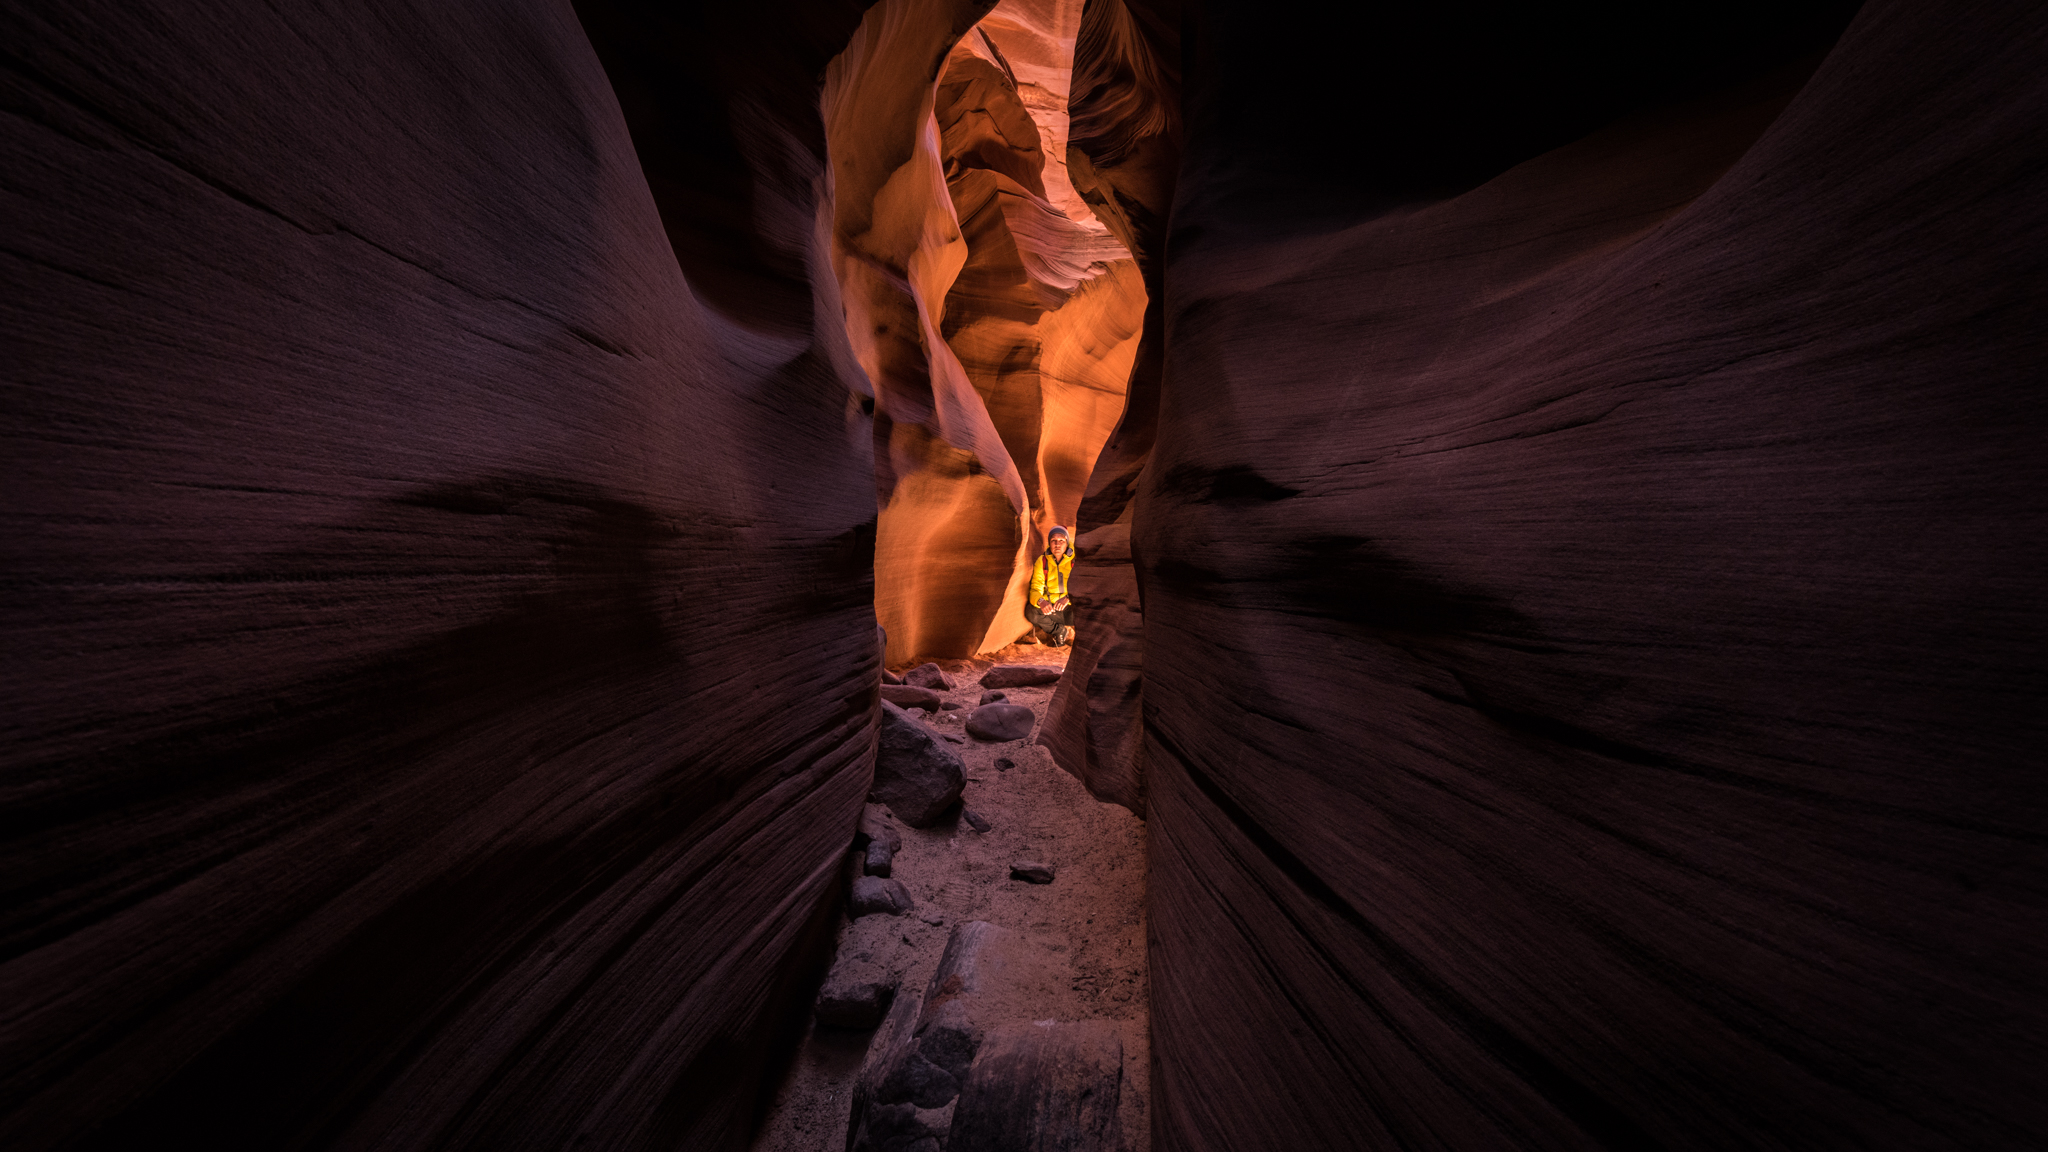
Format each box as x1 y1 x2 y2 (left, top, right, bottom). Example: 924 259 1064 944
966 703 1035 742
903 662 953 690
818 978 898 1031
864 840 895 877
978 690 1008 705
880 684 942 711
978 664 1062 689
949 1021 1123 1152
851 876 916 918
882 667 904 685
1009 862 1055 885
941 700 964 711
872 701 966 826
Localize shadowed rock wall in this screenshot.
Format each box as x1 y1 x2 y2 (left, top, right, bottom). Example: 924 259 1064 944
1040 0 1181 811
1063 0 2048 1146
2 2 879 1148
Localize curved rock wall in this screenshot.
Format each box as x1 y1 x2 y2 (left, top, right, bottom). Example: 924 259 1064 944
1040 0 1181 811
1068 0 2048 1146
2 2 878 1148
830 0 1145 664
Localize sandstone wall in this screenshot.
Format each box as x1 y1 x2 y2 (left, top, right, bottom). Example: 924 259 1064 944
1064 0 2048 1146
832 0 1145 664
2 2 879 1147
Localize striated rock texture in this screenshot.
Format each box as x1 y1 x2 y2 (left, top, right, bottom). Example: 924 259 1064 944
829 0 1144 664
2 1 879 1148
1074 0 2048 1148
1039 0 1180 811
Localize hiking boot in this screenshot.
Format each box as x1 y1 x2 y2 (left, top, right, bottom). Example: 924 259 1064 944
1054 625 1072 647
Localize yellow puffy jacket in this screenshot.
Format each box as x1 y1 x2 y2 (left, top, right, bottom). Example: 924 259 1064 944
1030 546 1073 603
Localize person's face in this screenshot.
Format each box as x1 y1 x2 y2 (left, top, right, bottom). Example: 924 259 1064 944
1050 534 1067 555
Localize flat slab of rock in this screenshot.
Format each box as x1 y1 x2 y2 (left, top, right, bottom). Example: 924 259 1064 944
1009 862 1054 884
851 876 915 917
903 662 953 690
873 701 966 826
978 664 1061 689
880 683 942 711
966 703 1034 742
949 1021 1123 1152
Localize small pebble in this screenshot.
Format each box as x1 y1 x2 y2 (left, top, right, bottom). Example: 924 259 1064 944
961 808 991 833
994 757 1015 771
1010 861 1055 884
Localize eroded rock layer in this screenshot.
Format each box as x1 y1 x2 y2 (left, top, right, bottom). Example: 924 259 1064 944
1039 0 1181 811
1103 0 2048 1147
833 0 1144 664
2 2 878 1148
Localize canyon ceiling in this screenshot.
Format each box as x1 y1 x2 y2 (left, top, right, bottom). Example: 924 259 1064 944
3 0 2043 1150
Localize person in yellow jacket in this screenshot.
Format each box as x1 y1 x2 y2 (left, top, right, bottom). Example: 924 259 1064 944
1026 526 1075 647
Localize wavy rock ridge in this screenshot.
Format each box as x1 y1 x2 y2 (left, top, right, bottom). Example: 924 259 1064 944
829 0 1146 664
1041 0 2048 1148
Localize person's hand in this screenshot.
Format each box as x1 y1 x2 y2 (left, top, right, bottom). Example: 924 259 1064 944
1054 597 1070 611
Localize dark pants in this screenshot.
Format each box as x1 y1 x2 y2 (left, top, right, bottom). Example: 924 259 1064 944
1026 603 1072 645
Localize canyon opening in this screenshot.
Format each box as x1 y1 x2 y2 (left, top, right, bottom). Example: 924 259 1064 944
3 1 2044 1151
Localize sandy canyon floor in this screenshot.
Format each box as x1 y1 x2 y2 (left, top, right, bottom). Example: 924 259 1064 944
751 642 1151 1151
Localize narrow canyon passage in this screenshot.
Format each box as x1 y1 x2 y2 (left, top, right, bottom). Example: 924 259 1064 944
753 643 1150 1150
3 1 2044 1150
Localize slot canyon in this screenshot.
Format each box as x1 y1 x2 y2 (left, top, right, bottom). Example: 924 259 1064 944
2 0 2043 1148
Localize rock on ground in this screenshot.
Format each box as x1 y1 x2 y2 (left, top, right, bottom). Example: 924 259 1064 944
873 701 967 826
949 1021 1123 1152
1009 862 1055 885
979 664 1063 689
851 876 916 918
880 684 942 711
967 703 1035 742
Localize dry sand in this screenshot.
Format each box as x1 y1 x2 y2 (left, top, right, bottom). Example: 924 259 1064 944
750 643 1150 1150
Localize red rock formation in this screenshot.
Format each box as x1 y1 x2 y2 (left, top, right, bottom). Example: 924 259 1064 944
1094 0 2048 1147
830 0 1144 663
1 2 878 1148
1040 0 1181 811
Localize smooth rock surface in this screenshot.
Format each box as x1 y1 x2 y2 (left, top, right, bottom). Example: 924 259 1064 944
0 2 880 1149
1070 1 2048 1149
967 703 1037 742
874 701 969 827
903 663 955 691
